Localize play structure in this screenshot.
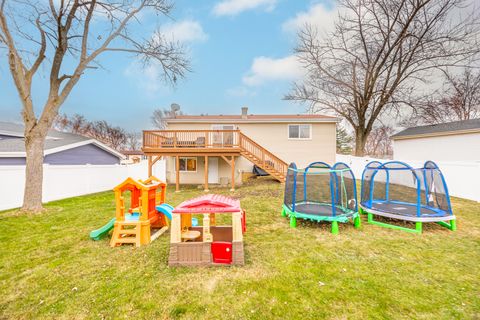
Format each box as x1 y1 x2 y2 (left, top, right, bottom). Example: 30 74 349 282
282 162 360 234
360 161 456 233
168 194 246 266
89 176 173 247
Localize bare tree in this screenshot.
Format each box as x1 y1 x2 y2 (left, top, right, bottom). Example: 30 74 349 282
87 120 127 150
0 0 190 211
54 114 130 149
151 103 183 129
364 124 394 158
410 68 480 125
286 0 480 156
125 132 141 150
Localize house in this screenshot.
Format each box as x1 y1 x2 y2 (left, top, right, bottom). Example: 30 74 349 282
391 119 480 161
142 107 338 191
0 121 124 165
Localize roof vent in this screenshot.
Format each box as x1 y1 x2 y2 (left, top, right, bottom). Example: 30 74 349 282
241 106 248 119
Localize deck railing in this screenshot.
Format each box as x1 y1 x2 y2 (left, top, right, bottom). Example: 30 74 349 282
143 130 240 149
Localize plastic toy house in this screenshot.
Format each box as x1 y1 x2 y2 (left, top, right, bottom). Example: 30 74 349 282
110 176 170 247
169 194 246 266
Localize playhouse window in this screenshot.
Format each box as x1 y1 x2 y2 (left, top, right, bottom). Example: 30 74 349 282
288 124 311 139
179 157 197 172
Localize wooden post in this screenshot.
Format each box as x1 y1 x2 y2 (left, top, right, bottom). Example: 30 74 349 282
230 156 235 192
232 211 243 242
175 155 180 192
204 156 209 192
170 214 181 243
148 155 152 177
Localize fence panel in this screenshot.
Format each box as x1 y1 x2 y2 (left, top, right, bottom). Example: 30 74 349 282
0 160 165 211
336 154 480 202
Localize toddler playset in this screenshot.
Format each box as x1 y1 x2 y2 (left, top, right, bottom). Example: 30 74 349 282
168 194 246 266
90 176 173 247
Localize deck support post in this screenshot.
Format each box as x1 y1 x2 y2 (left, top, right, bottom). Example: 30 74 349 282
148 156 152 177
204 156 209 192
230 156 235 192
175 155 180 192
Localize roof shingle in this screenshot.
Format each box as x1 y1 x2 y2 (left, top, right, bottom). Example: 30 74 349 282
391 118 480 139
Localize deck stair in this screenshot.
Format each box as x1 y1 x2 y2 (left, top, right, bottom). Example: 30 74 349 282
238 132 287 182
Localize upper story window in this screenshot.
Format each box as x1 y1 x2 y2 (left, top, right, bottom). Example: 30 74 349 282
288 124 311 139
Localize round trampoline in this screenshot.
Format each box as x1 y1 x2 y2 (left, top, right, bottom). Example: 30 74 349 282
360 160 456 233
282 162 360 234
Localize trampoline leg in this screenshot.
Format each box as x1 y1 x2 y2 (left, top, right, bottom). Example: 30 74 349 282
331 221 339 235
437 219 457 231
354 215 361 229
290 216 296 228
415 222 422 233
367 213 373 223
281 207 286 217
450 219 457 231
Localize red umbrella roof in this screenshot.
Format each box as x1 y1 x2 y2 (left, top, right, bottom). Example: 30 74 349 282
172 194 241 214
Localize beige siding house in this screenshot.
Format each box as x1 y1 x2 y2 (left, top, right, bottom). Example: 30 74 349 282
142 107 337 190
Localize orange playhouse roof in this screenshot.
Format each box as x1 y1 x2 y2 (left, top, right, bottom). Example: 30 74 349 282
172 194 241 214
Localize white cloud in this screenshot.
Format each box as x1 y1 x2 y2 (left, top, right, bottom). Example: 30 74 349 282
213 0 276 16
242 55 304 86
282 3 338 35
124 60 169 95
163 20 208 43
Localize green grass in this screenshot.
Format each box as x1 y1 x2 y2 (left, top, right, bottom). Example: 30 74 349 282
0 178 479 319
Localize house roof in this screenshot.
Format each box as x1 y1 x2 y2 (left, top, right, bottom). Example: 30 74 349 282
0 121 124 159
391 119 480 140
173 194 241 214
166 114 338 124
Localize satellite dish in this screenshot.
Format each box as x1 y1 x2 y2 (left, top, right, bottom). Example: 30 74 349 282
171 103 180 112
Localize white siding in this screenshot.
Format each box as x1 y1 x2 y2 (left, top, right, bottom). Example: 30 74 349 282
393 132 480 162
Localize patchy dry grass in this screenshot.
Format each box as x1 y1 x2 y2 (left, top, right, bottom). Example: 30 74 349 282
0 178 479 319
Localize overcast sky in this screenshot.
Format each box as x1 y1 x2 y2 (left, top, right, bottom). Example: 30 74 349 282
0 0 340 131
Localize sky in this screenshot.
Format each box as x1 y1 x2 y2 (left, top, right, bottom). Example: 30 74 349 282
0 0 338 131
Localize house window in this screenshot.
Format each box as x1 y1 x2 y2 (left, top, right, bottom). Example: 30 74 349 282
179 157 197 172
288 124 311 139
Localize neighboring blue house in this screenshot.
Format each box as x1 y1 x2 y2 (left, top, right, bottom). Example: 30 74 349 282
0 122 124 165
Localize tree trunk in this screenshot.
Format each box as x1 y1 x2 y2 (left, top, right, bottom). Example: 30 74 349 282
21 131 47 212
354 129 367 157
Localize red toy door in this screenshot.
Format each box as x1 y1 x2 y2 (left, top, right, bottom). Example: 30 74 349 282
211 242 232 264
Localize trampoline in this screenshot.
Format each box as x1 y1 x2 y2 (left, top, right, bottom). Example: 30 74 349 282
282 162 360 234
360 160 456 233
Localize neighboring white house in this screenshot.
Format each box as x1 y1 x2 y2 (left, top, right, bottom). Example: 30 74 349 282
392 119 480 161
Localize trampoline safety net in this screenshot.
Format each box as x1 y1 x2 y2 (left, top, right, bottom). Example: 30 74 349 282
360 161 452 217
284 162 357 217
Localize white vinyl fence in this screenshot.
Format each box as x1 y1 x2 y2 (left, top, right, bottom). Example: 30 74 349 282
0 160 165 211
336 154 480 202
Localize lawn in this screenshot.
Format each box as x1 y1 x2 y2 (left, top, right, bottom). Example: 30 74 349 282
1 178 479 319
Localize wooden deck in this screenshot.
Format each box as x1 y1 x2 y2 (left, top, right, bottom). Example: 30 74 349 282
142 130 288 191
